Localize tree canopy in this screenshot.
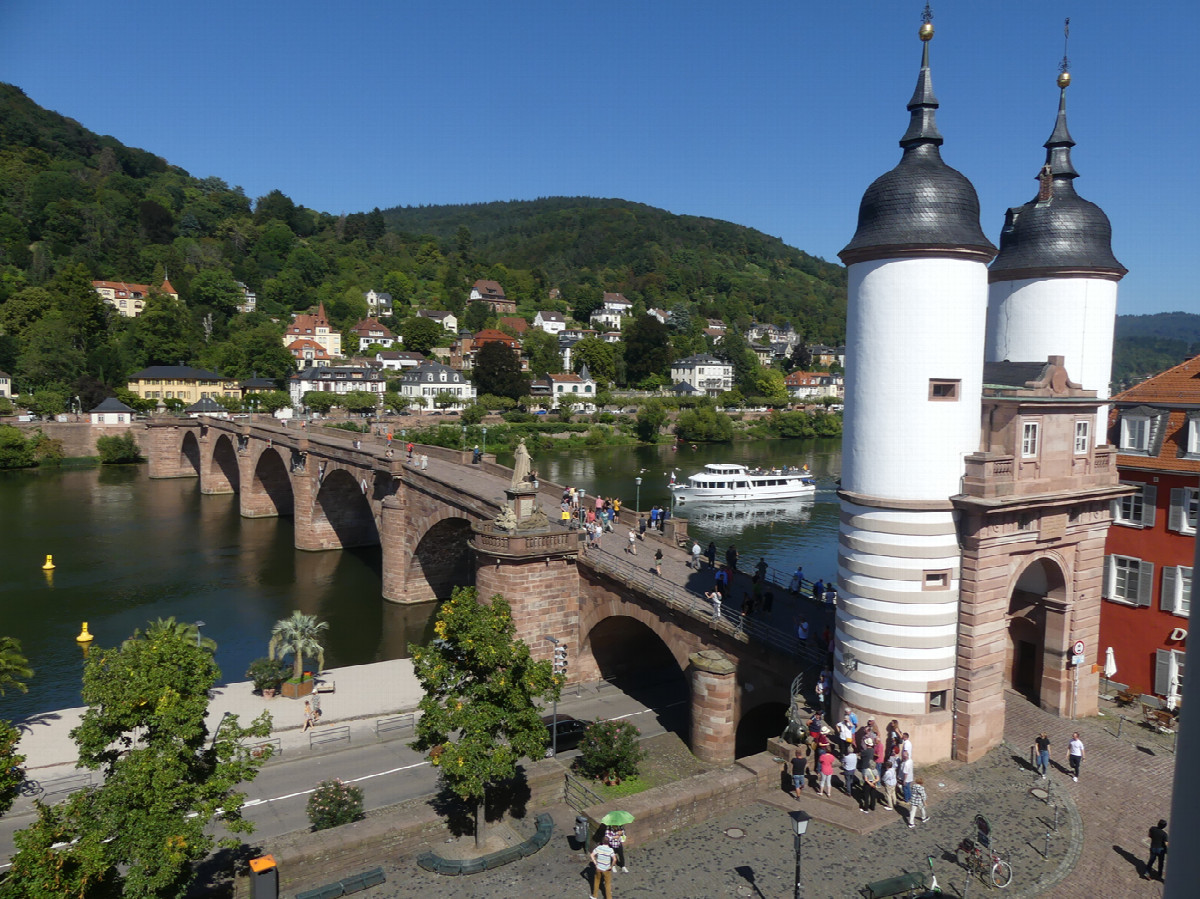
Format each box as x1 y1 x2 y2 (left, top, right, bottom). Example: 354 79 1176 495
473 341 527 400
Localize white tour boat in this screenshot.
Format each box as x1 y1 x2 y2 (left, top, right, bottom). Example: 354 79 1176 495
669 463 817 503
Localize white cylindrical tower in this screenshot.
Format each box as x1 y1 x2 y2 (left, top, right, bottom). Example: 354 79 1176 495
986 70 1126 434
835 14 995 762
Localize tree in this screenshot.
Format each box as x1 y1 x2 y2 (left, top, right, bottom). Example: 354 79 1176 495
571 337 616 385
96 431 143 464
463 299 491 332
0 636 32 696
130 293 200 367
301 391 339 414
5 626 272 899
255 391 292 414
122 617 215 653
0 720 25 817
674 407 734 442
635 400 669 442
432 390 459 410
340 390 379 415
268 611 328 682
0 426 36 470
473 341 527 401
751 368 789 405
400 316 443 355
522 328 562 376
187 269 242 316
623 315 672 386
460 402 487 425
409 587 558 848
383 391 411 413
16 311 85 389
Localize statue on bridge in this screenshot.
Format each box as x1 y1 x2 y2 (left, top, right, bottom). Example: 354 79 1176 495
510 438 533 489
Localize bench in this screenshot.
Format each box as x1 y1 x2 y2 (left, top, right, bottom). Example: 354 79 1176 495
309 725 351 749
295 866 385 899
374 714 414 738
1142 705 1177 734
862 871 927 899
313 679 336 694
1114 690 1138 706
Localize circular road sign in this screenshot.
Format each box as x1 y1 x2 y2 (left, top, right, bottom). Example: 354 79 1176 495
1072 640 1086 657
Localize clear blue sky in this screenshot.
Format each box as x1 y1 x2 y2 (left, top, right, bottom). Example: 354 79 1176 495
1 1 1194 317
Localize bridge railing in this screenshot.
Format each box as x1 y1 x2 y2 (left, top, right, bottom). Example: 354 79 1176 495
582 549 825 667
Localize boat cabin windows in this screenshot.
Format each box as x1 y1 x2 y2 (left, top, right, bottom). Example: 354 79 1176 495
928 379 960 401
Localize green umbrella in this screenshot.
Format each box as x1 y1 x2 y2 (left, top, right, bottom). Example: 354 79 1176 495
601 810 635 826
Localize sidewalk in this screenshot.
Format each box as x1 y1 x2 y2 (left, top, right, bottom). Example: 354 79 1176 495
14 658 424 776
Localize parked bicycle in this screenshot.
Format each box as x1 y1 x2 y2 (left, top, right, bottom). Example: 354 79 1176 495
958 837 1013 888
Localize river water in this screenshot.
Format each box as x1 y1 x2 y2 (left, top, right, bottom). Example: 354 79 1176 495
0 438 842 720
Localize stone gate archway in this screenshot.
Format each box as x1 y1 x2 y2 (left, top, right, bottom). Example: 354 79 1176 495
585 615 690 740
1007 557 1069 712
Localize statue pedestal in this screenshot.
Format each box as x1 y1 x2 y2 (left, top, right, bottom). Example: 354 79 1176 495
507 485 539 521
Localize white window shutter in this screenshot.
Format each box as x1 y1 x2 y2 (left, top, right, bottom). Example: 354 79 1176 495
1170 488 1186 532
1142 485 1157 528
1163 566 1178 613
1102 556 1113 599
1138 561 1154 606
1155 649 1173 696
1182 567 1193 616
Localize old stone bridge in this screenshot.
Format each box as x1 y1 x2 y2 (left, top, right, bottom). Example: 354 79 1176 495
144 418 822 763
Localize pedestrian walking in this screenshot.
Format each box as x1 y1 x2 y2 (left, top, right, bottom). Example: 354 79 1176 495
817 748 835 796
881 760 897 810
706 588 722 620
796 617 810 644
726 544 739 572
812 578 824 601
715 567 730 593
639 516 647 539
790 748 806 799
654 547 663 576
590 839 616 899
1068 732 1085 781
420 453 428 470
901 751 914 804
860 762 880 813
302 700 316 732
691 542 702 569
907 777 929 827
1033 732 1051 778
627 530 637 555
706 541 717 569
789 565 804 594
1144 819 1168 880
842 747 859 799
605 825 628 872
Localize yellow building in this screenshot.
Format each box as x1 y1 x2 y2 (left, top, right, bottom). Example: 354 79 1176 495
126 366 240 404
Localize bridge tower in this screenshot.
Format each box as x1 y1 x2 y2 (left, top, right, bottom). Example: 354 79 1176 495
835 15 995 762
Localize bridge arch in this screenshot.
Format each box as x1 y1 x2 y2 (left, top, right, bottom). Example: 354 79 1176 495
306 467 380 550
242 447 294 518
179 430 201 477
203 432 240 495
735 697 789 758
408 513 476 602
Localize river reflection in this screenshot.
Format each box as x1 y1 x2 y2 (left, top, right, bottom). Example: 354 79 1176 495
0 466 435 721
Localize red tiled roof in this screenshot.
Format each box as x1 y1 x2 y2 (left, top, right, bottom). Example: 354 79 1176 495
1110 355 1200 475
499 316 529 333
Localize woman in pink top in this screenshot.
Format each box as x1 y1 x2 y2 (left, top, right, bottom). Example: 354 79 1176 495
818 749 835 796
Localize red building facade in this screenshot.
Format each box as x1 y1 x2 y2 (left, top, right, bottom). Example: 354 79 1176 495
1101 357 1198 702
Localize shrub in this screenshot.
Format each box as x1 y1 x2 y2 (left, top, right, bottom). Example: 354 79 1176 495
307 778 364 831
575 720 645 784
96 430 143 463
245 657 290 694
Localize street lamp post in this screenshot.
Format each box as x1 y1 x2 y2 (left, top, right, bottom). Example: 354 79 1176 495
461 425 467 453
194 620 206 648
482 426 487 457
634 476 642 514
788 810 811 899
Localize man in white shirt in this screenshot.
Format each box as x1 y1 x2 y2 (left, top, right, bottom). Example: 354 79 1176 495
901 732 913 763
901 751 915 804
1068 733 1085 782
591 840 616 899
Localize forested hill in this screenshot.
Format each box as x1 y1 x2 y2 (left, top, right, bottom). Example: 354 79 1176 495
1112 312 1200 391
383 198 847 341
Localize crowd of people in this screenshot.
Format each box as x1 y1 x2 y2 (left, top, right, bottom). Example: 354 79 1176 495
787 711 927 826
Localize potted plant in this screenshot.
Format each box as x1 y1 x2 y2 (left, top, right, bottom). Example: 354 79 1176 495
268 611 329 699
246 657 290 698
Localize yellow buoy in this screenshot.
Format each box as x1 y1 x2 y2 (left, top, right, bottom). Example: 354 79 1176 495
42 554 55 570
76 622 94 643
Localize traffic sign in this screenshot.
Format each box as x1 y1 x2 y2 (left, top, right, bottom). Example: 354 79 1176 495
1072 640 1085 657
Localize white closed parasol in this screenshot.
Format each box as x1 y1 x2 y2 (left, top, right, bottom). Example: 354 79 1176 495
1103 646 1118 696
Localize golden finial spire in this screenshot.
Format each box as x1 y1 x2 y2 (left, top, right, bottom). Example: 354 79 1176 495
1057 18 1071 88
920 3 934 41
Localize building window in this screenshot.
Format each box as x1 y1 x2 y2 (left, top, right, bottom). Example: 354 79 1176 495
928 690 947 712
1074 420 1090 454
1169 487 1199 535
923 570 950 590
1021 421 1040 458
1104 555 1153 606
1120 415 1150 452
928 379 959 401
1114 482 1156 528
1162 566 1192 618
1187 417 1200 457
1155 649 1185 703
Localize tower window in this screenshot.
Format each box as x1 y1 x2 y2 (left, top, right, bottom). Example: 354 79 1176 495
1021 421 1040 458
929 690 947 712
1074 421 1090 454
928 379 960 401
924 570 950 590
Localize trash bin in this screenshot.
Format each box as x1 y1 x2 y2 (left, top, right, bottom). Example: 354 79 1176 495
248 855 278 899
574 816 589 847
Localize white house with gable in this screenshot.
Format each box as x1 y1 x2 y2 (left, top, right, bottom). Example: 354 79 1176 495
399 361 476 411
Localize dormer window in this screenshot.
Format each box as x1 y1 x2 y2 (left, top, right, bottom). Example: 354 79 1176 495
1186 412 1200 458
1120 407 1167 455
1121 416 1149 452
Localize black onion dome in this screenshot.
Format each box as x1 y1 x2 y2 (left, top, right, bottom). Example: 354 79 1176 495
840 34 995 265
989 87 1126 281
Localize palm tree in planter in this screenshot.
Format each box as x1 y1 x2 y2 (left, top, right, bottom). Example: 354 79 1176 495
269 612 329 699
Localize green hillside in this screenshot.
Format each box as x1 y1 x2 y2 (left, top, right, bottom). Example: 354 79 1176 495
1112 312 1200 390
0 82 847 412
